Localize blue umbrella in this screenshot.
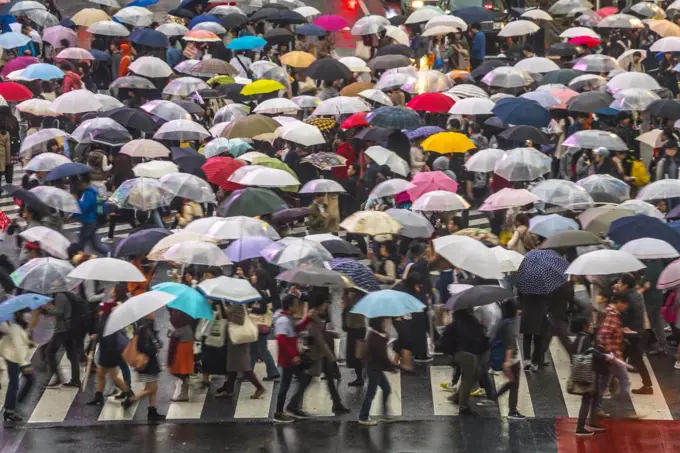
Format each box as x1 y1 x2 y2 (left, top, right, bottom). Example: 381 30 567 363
227 35 267 51
404 126 444 140
90 49 112 61
350 289 425 318
508 249 569 296
45 162 90 182
114 228 171 258
329 258 380 293
152 282 214 320
0 294 53 322
0 31 30 49
529 214 580 238
608 215 680 251
127 0 159 6
366 106 423 130
59 18 75 28
188 14 221 29
129 28 170 48
21 63 64 81
452 6 496 23
295 23 326 36
492 97 551 128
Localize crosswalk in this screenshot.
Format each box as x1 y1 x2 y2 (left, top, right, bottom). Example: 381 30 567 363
2 337 679 427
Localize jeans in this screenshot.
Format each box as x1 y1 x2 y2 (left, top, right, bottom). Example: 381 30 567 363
151 210 164 228
359 367 391 421
276 365 311 413
118 357 131 387
4 360 33 411
577 372 601 431
495 361 521 414
648 305 668 351
78 222 109 256
250 334 279 378
46 331 80 384
596 363 630 410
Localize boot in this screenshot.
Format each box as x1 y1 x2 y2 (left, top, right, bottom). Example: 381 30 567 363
147 406 166 421
86 391 105 406
400 350 414 372
171 379 189 402
332 402 351 414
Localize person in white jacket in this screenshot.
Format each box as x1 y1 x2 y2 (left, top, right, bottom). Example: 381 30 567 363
0 310 35 421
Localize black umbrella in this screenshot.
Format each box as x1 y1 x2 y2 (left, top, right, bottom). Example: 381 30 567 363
114 228 171 258
539 69 583 86
174 154 207 174
304 58 352 82
261 3 288 9
546 43 583 57
499 125 549 145
89 129 131 147
250 7 280 21
264 28 295 45
484 116 507 131
171 146 205 162
99 107 157 133
470 59 509 80
445 285 514 311
221 13 248 29
2 186 49 216
354 126 392 142
567 92 614 113
389 15 406 26
375 44 414 58
367 54 412 72
172 100 204 115
217 83 247 102
267 10 307 24
168 8 195 18
320 239 362 258
191 88 221 100
645 99 680 120
271 207 312 224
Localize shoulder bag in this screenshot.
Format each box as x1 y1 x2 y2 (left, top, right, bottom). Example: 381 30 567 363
204 310 228 348
567 335 595 395
228 307 259 345
122 335 149 370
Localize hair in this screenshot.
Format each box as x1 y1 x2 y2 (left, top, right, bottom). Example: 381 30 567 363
41 80 54 93
471 22 481 30
113 283 128 302
135 210 149 224
79 173 91 184
449 118 461 130
569 316 589 334
523 44 533 52
408 242 426 259
501 299 518 319
281 294 297 311
611 291 629 304
599 287 613 300
632 51 642 57
203 266 223 278
449 215 463 229
468 122 482 134
619 273 636 289
514 213 530 227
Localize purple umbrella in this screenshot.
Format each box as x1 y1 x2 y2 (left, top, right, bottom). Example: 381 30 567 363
0 56 39 77
404 126 444 140
225 237 275 262
271 207 312 225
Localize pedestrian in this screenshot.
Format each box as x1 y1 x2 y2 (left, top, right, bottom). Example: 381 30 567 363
168 308 194 402
519 292 548 372
507 213 538 255
306 193 330 234
41 290 83 388
249 269 280 381
493 300 525 420
640 259 667 356
469 22 486 70
342 288 367 387
0 310 35 421
73 174 109 256
358 316 396 425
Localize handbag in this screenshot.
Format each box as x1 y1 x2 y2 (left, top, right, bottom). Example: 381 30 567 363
228 307 258 345
204 311 228 348
122 335 149 370
567 335 595 395
250 304 274 335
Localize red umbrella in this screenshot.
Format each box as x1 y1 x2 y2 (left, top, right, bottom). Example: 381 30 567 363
341 112 369 129
596 6 618 17
0 56 39 77
0 82 33 102
406 93 455 113
201 156 244 191
568 36 602 48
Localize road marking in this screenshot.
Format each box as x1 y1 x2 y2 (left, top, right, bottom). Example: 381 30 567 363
549 338 582 418
234 340 277 419
493 342 534 417
628 355 672 420
369 370 401 416
29 354 80 423
166 379 209 419
430 365 458 416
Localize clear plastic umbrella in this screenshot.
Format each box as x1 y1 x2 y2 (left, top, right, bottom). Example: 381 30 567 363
71 118 128 143
514 56 560 74
364 146 410 177
412 190 470 212
50 89 102 114
350 15 390 35
103 291 175 336
185 216 279 240
141 100 191 121
494 147 552 182
120 139 170 159
25 153 71 172
402 70 454 94
133 161 179 179
227 165 300 188
253 98 300 115
10 257 78 294
607 72 660 92
291 95 321 109
87 21 129 36
95 93 125 111
147 232 217 261
597 13 644 29
19 128 69 155
375 70 416 91
572 55 620 73
163 241 232 266
385 208 434 238
214 104 249 123
561 129 628 151
159 173 217 203
162 77 210 97
464 148 505 172
113 6 153 26
481 67 533 88
530 179 594 208
358 89 393 106
313 96 370 116
30 186 81 213
157 23 189 37
19 226 71 260
109 177 174 210
577 174 630 203
569 74 607 91
637 179 680 201
299 179 346 194
129 56 173 78
618 199 664 219
261 237 333 269
153 119 210 141
369 179 416 198
433 235 502 279
610 88 660 111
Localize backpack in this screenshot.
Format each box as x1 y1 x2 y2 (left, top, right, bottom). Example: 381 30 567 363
64 291 90 333
662 290 678 325
489 319 511 372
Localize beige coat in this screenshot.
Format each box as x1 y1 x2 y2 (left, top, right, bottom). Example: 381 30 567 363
0 132 9 173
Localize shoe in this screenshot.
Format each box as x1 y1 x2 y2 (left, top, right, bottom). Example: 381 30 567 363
358 418 377 426
523 360 532 371
115 391 130 400
470 388 486 397
263 375 280 382
602 390 611 400
46 378 62 388
63 380 80 389
250 387 265 399
594 410 610 418
101 237 114 244
287 408 311 419
147 406 166 421
632 385 653 395
332 404 351 414
336 359 346 366
674 361 680 370
447 394 459 404
86 392 105 406
459 407 478 416
575 429 594 437
3 411 22 422
586 425 607 432
529 364 539 372
214 390 233 398
348 379 364 387
508 411 526 420
414 356 433 363
476 400 496 407
273 412 295 424
122 396 135 411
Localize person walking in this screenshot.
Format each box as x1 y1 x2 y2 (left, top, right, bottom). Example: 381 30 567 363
493 301 525 420
167 308 194 402
41 291 81 388
358 317 396 425
519 292 548 372
249 269 279 381
469 22 486 70
0 310 35 421
641 259 668 356
74 174 109 256
343 288 367 387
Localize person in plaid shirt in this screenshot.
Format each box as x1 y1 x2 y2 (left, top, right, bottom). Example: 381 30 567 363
595 293 630 417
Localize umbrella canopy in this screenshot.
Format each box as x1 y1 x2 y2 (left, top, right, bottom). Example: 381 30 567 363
620 238 679 260
408 171 459 200
610 88 660 111
658 259 680 289
25 153 71 172
607 72 660 92
313 14 349 31
620 199 665 219
350 15 390 35
434 235 502 279
11 257 77 294
304 58 353 81
20 226 70 260
261 237 332 269
329 258 380 292
225 237 276 262
313 96 369 116
218 187 286 217
448 98 495 115
114 228 171 258
227 165 300 188
530 179 594 208
509 249 569 295
530 214 580 237
276 267 353 288
120 139 171 159
481 67 533 88
50 89 102 114
464 148 506 173
539 230 604 249
366 106 423 130
499 125 549 145
412 190 469 212
480 188 540 211
152 282 213 320
103 291 176 336
197 276 261 304
364 146 409 177
370 179 416 199
299 179 346 194
385 208 435 238
69 257 146 282
421 132 475 154
492 98 550 128
608 215 680 251
491 247 525 272
566 249 645 275
567 91 615 113
153 119 210 141
579 206 634 235
221 115 279 140
494 147 552 181
110 177 173 210
446 285 514 311
350 289 424 318
577 174 630 203
0 294 53 322
340 211 402 236
162 241 231 266
637 179 680 201
30 186 80 214
561 129 628 151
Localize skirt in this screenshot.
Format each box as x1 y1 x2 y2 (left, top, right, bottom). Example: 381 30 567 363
345 327 366 369
169 341 194 376
201 344 227 375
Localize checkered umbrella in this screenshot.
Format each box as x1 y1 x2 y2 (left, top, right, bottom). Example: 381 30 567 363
329 258 380 293
366 106 423 130
305 117 336 131
508 249 569 296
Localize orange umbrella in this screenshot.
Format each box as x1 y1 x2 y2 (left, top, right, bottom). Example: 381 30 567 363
183 30 221 42
340 82 374 97
280 51 316 68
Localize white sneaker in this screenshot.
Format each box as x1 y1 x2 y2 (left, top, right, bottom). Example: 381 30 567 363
523 360 531 371
674 361 680 370
359 418 377 426
101 237 114 244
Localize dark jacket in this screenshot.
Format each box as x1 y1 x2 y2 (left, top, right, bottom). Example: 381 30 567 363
438 310 489 355
362 329 395 371
519 293 549 335
136 318 161 375
622 288 645 333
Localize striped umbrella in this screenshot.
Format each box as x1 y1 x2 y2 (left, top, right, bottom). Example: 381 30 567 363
329 258 380 293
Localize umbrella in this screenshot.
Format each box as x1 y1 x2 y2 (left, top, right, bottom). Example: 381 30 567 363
276 268 353 288
607 72 660 92
340 211 402 236
146 232 217 261
579 206 634 234
163 77 209 97
110 177 173 210
491 247 525 272
434 235 502 279
492 98 550 128
72 117 129 143
25 153 71 172
0 57 39 77
566 249 645 275
577 174 630 203
328 258 380 293
366 106 423 130
403 126 445 140
99 107 157 133
159 173 216 204
402 70 454 94
561 129 627 151
351 14 389 35
471 59 511 80
350 289 424 318
42 25 77 46
608 215 680 251
19 129 70 155
448 98 495 115
299 178 346 194
132 161 179 179
16 99 59 117
368 54 413 72
406 93 455 113
225 237 276 262
530 179 594 208
10 257 77 294
114 228 171 258
464 148 506 173
30 186 80 214
572 54 619 73
529 214 580 237
385 208 434 238
128 56 173 78
620 238 679 260
0 32 31 49
408 171 459 200
546 42 585 57
499 125 549 145
19 226 70 260
153 282 213 320
280 50 316 69
494 147 552 181
227 35 267 51
453 5 496 22
449 85 491 100
184 29 222 42
481 67 533 88
313 14 349 31
218 188 286 217
412 190 470 212
646 99 680 120
620 200 665 219
480 188 540 211
539 230 603 249
162 241 231 266
45 162 90 182
88 21 130 36
201 156 244 191
637 179 680 201
153 119 210 141
303 58 352 82
0 294 53 322
69 257 146 282
369 179 416 199
540 69 584 86
658 259 680 289
221 115 279 140
157 22 190 36
267 9 306 24
514 56 560 74
313 97 369 116
567 92 614 113
446 285 514 311
508 249 569 295
228 165 300 188
114 6 153 26
271 207 312 225
20 63 64 81
611 88 660 111
597 13 643 29
103 291 176 336
364 146 409 177
110 75 156 90
50 89 102 114
197 276 261 304
262 237 332 269
188 216 279 240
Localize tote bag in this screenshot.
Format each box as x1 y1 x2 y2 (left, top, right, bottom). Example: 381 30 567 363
567 335 595 395
122 335 149 370
228 309 258 345
204 311 228 348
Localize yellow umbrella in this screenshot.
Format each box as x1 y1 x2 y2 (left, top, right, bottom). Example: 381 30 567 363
421 132 476 154
648 19 680 37
207 75 235 86
280 51 316 69
241 80 285 96
72 8 111 27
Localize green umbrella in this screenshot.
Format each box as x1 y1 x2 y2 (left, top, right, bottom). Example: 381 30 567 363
252 156 299 192
217 187 287 217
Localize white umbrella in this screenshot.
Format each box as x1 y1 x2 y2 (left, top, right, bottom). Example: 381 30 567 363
449 97 495 115
141 100 191 122
572 54 620 73
636 129 665 148
498 20 540 37
133 161 179 179
273 117 304 127
30 186 80 214
369 179 416 198
376 70 416 91
261 237 333 269
299 179 346 194
69 257 147 282
650 37 680 52
293 5 320 17
8 1 45 14
89 0 119 7
19 128 70 154
617 49 648 69
607 72 660 92
153 119 210 141
25 153 71 172
228 165 300 188
384 24 410 45
598 13 644 28
157 23 189 37
253 98 300 115
160 173 217 204
520 91 560 108
631 1 665 18
162 77 210 97
291 95 321 109
197 276 262 303
340 211 402 235
610 88 660 111
637 179 680 201
19 226 70 260
364 146 410 177
113 6 153 26
11 257 77 294
577 174 630 202
71 118 128 143
192 22 227 34
339 56 371 73
16 99 60 117
425 15 467 31
120 139 171 159
351 15 390 35
618 200 664 219
492 246 525 273
163 241 232 266
129 56 173 78
103 291 176 336
481 67 533 88
480 188 540 210
187 216 279 240
87 21 129 36
559 26 600 38
433 235 502 279
147 232 217 261
521 9 553 21
279 122 325 147
447 84 489 99
566 249 645 275
95 93 125 111
464 148 505 174
422 25 458 37
494 147 552 182
50 89 102 114
358 89 393 106
514 57 560 73
313 97 370 116
237 151 268 162
412 190 470 212
531 179 594 208
385 208 434 238
620 238 679 260
210 4 247 15
406 7 444 24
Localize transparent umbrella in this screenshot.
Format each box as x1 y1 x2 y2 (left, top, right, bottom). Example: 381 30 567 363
261 237 333 269
159 173 217 203
163 241 232 266
30 186 80 213
561 129 628 151
109 177 174 210
350 15 390 35
494 147 552 181
141 100 191 121
214 104 249 123
530 179 594 208
402 70 454 94
152 119 210 141
19 128 69 155
481 67 533 88
195 216 280 240
464 148 506 172
637 179 680 201
162 77 210 97
572 55 620 73
618 199 664 219
577 174 630 203
71 117 128 143
610 88 660 111
19 226 71 260
25 153 71 172
10 257 77 294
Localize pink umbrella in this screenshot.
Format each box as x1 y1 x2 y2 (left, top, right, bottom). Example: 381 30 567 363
596 6 618 17
478 188 539 211
658 259 680 289
408 171 459 201
55 47 95 60
0 56 39 77
42 25 77 47
549 87 579 104
313 14 350 31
